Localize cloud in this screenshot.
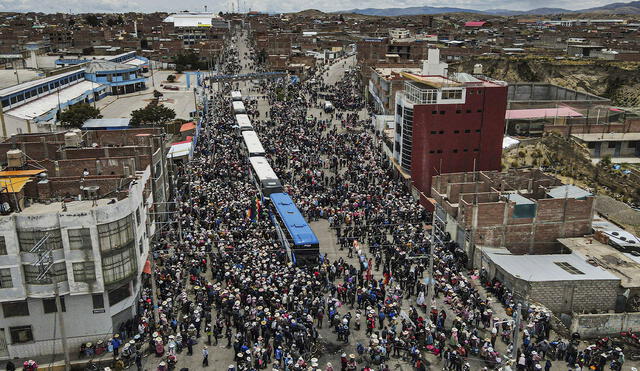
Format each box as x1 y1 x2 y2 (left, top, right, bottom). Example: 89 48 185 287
0 0 141 13
0 0 619 13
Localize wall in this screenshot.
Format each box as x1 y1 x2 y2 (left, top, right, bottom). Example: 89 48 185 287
570 312 640 338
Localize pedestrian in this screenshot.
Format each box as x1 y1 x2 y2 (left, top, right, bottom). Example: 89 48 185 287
202 346 209 367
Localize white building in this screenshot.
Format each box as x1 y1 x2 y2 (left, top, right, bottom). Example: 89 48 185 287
0 130 169 360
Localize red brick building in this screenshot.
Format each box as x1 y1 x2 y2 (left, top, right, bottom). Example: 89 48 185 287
392 49 508 207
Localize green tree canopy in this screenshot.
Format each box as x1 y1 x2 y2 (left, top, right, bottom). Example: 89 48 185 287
130 104 176 126
84 14 101 27
59 103 102 128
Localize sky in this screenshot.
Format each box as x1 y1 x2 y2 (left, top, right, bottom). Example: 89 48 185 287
0 0 622 14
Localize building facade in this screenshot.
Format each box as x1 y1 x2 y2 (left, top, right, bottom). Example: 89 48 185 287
0 129 169 360
393 49 508 205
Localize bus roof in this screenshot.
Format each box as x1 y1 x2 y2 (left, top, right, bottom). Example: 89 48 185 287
249 156 279 181
241 131 265 155
231 91 242 99
232 101 246 111
270 192 319 246
235 114 252 128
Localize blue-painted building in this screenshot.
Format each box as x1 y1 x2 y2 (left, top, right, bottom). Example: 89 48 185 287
85 60 146 95
0 54 147 135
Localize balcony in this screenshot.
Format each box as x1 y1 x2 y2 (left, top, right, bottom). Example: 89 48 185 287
404 81 437 104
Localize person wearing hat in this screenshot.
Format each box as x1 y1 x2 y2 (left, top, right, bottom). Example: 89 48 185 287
202 345 209 367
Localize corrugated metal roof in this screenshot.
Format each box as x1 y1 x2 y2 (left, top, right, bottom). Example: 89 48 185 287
485 249 618 282
0 169 44 177
547 184 592 199
0 177 31 193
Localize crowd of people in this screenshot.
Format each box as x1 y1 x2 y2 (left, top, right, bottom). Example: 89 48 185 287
80 27 634 371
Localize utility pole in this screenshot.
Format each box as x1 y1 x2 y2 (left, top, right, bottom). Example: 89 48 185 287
31 233 70 371
0 103 7 138
511 303 522 362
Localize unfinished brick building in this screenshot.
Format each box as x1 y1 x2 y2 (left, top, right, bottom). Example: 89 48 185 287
430 169 595 266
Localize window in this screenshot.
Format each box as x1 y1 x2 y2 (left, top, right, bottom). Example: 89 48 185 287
439 110 445 115
554 262 585 275
68 228 92 250
0 268 12 288
102 248 136 285
608 142 617 149
2 301 29 317
466 109 472 113
463 149 469 152
453 149 458 153
429 150 435 154
0 236 6 255
456 110 462 114
439 130 444 134
92 293 105 310
431 110 437 115
454 130 460 134
473 149 480 152
441 89 462 100
108 283 131 306
135 208 141 226
43 297 66 313
477 109 483 113
436 150 443 153
23 262 67 284
9 326 33 344
98 215 134 253
430 131 437 135
138 238 143 255
73 262 96 283
476 129 481 133
628 141 638 148
18 229 63 252
1 99 8 107
588 142 596 149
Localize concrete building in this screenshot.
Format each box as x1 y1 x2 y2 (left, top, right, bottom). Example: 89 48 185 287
389 28 410 40
481 247 620 314
0 129 169 360
393 49 508 206
430 169 595 265
0 54 147 136
571 132 640 163
367 66 420 115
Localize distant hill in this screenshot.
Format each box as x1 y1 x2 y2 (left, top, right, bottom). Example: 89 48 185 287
341 6 485 16
341 1 640 16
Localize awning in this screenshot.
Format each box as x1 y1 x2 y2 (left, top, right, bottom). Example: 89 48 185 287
180 122 196 132
0 177 31 193
167 141 193 159
0 169 44 177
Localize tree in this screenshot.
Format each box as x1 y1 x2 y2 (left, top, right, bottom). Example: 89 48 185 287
84 14 101 27
60 103 102 128
130 104 176 126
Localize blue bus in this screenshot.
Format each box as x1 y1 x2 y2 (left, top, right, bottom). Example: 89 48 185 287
270 192 319 264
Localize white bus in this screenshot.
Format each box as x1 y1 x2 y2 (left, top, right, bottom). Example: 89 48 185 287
232 101 246 114
231 91 242 101
235 114 253 132
249 156 283 198
241 130 266 157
